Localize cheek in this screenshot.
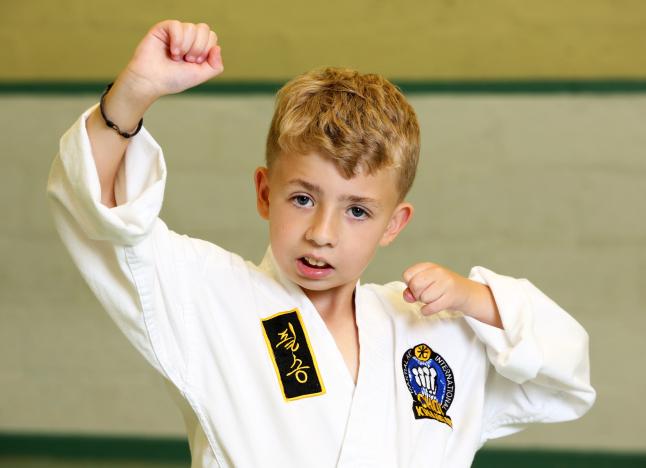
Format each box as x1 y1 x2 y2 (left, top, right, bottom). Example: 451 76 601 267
343 223 386 255
354 217 391 241
269 218 287 243
269 208 299 241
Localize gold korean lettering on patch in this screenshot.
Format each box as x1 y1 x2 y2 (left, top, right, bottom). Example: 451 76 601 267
261 309 325 401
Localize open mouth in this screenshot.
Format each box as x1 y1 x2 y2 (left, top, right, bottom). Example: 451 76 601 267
299 256 332 269
296 256 334 279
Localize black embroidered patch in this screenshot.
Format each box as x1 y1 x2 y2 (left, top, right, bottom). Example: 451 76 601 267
261 309 325 401
402 343 455 428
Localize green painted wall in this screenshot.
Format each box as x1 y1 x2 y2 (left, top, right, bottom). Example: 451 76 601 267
3 0 646 81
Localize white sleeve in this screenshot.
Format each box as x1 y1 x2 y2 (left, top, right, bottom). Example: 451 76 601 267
46 103 233 388
49 103 166 245
464 266 596 445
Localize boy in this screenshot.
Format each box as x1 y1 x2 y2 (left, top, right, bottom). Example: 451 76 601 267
47 20 595 468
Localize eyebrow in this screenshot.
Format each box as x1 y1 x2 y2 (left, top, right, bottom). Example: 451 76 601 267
287 178 381 207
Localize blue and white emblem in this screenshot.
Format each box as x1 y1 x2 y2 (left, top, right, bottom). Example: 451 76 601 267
402 343 455 428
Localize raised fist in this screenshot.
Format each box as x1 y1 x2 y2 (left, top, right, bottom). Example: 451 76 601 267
121 20 224 99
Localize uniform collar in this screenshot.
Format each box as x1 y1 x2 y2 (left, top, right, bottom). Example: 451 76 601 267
260 246 388 391
259 245 362 307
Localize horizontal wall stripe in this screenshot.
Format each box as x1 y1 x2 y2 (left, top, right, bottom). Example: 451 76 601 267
3 79 646 95
473 449 646 468
0 433 189 462
1 433 645 467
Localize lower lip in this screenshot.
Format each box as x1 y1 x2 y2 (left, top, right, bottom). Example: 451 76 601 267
296 258 334 279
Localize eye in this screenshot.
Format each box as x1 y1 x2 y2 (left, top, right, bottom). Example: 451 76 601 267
292 194 314 208
348 206 369 219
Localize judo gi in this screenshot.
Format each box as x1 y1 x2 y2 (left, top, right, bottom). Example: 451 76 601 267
47 104 596 468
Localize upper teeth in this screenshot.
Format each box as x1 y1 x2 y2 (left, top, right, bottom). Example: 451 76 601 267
305 256 327 267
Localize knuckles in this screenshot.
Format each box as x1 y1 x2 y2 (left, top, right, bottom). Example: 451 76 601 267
406 275 426 297
158 19 215 35
401 262 464 314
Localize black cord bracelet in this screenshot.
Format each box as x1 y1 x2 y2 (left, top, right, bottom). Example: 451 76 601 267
99 82 144 138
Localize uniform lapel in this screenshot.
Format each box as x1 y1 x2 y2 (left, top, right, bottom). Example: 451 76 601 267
259 246 356 395
335 286 398 467
259 247 397 466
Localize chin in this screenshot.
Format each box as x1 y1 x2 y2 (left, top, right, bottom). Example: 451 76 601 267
294 278 335 291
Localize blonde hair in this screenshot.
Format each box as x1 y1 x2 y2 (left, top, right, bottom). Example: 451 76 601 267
265 67 420 200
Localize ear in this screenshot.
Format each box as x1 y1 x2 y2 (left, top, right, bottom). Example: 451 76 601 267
379 202 414 247
254 166 271 220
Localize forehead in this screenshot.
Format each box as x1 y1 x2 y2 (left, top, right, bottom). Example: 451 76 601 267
271 152 399 204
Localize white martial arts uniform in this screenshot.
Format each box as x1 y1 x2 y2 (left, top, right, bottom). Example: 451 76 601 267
47 104 595 468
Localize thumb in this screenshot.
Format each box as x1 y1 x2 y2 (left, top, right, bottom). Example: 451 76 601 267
206 45 224 74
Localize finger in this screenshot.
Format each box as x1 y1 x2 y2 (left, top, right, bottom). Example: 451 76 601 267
197 30 217 63
402 262 431 284
412 368 420 386
180 23 197 58
206 44 223 72
167 20 183 60
418 281 444 305
407 269 438 300
423 367 431 389
186 23 210 62
420 294 448 316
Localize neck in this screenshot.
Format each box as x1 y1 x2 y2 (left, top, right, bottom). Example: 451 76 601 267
302 280 357 321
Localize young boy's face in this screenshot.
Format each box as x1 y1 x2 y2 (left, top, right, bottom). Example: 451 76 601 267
254 151 413 295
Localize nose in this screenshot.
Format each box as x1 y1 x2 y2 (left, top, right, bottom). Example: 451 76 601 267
305 207 338 247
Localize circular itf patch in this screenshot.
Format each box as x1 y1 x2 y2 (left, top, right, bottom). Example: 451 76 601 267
401 343 455 428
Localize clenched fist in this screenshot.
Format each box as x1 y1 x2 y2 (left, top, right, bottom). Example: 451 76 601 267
121 20 224 100
402 262 502 328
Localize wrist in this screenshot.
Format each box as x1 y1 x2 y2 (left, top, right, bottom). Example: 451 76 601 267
99 72 157 135
115 68 162 105
463 282 503 329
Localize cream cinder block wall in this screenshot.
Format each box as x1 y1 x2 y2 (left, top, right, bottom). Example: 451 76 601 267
1 93 645 451
3 0 646 80
2 0 646 455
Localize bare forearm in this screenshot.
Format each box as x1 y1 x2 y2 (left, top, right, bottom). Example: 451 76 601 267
83 20 222 207
87 71 158 208
463 283 503 329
